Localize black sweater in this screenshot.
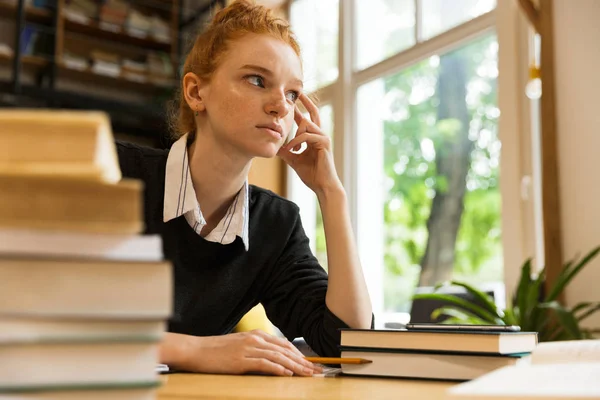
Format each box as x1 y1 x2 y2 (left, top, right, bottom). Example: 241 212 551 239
116 141 350 357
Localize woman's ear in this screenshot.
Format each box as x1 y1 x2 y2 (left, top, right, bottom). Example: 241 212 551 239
182 72 207 113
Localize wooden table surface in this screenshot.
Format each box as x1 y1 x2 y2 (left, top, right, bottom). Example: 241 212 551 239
157 373 453 399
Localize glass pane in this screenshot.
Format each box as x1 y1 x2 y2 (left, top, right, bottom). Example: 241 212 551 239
421 0 496 40
314 104 333 270
290 0 339 92
355 0 415 70
356 34 501 314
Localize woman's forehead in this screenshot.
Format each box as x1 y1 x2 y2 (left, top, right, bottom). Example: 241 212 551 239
223 34 303 78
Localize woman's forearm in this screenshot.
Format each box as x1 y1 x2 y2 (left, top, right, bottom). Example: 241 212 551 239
318 187 372 328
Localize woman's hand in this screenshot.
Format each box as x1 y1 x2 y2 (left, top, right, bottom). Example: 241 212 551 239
278 94 343 197
161 330 322 377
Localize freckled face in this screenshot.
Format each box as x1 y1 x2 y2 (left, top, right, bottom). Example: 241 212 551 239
200 34 303 159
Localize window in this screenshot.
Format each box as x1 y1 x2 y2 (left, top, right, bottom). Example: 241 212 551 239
289 0 338 92
289 0 529 324
421 0 496 39
355 0 415 70
357 34 501 314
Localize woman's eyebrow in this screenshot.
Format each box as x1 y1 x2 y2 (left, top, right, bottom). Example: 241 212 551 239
239 64 303 88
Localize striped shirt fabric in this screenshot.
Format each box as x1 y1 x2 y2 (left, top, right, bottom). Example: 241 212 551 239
163 133 250 250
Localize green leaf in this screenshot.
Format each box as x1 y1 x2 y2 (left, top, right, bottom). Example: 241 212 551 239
524 270 545 328
502 306 518 326
431 306 490 325
412 293 502 324
515 259 533 320
546 246 600 301
444 280 501 316
539 301 583 339
576 303 600 322
572 302 593 314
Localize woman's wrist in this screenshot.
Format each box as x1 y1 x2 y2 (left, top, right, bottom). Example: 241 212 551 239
315 182 345 204
160 332 200 370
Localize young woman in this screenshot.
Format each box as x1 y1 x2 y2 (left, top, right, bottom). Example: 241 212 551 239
117 0 372 377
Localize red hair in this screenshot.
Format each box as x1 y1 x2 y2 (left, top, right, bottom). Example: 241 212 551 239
169 0 302 139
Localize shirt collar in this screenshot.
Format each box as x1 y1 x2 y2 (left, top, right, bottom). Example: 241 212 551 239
163 133 250 250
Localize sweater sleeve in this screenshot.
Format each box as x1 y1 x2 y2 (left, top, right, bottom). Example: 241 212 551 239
259 211 350 357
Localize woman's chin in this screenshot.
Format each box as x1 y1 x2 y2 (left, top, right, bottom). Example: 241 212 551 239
250 144 281 159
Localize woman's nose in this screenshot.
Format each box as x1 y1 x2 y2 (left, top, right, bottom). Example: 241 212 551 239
264 91 290 118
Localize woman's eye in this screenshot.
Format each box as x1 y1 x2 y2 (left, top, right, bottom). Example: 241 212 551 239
247 75 265 87
286 91 299 102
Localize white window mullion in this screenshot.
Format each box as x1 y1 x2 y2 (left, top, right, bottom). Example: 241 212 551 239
415 0 422 43
334 0 355 224
343 0 385 321
496 0 535 304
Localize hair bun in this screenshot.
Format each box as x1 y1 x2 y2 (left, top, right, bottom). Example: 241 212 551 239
212 0 256 26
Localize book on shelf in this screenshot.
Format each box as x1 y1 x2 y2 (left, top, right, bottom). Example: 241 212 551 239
126 9 151 38
340 328 538 354
0 110 121 183
62 51 89 70
447 339 600 399
0 43 12 57
100 0 129 27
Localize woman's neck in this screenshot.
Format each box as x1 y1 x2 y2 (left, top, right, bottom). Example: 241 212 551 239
187 129 251 224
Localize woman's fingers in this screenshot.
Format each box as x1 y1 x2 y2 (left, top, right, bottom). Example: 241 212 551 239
298 93 321 128
248 348 315 376
285 132 330 154
245 357 294 376
294 106 325 137
253 330 304 358
250 330 323 375
251 330 321 372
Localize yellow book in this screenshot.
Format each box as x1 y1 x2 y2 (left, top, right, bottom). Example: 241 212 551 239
0 109 121 183
0 175 143 234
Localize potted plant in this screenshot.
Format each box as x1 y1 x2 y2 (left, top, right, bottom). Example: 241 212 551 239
412 246 600 341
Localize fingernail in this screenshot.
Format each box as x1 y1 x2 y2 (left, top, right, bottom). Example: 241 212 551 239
303 368 314 375
285 369 293 376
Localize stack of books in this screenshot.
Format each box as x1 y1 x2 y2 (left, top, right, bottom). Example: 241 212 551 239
99 0 130 31
0 110 172 399
339 326 538 381
90 49 121 77
64 0 99 24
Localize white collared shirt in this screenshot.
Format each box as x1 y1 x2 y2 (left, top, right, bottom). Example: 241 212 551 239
163 133 250 250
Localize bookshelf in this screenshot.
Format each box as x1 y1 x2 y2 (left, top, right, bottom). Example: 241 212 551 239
0 0 222 142
0 1 52 25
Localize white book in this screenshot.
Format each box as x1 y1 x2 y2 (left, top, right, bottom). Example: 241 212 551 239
0 228 162 262
447 339 600 399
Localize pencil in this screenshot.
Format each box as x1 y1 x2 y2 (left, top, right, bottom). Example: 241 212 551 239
304 357 372 364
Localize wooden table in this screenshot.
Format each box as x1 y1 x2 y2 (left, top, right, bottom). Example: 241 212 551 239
157 373 453 399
